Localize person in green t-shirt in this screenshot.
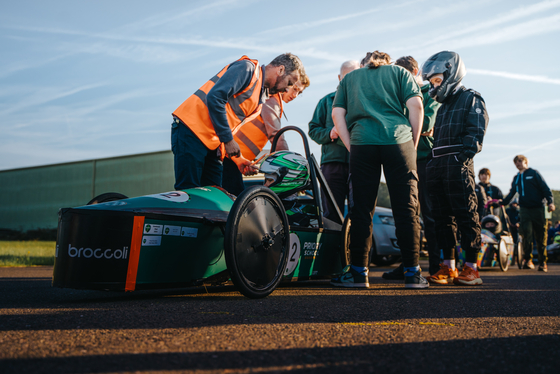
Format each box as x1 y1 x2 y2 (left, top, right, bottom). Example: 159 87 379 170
330 50 427 289
382 56 442 281
308 60 360 224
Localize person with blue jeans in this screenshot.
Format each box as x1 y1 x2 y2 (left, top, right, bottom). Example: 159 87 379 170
331 50 427 289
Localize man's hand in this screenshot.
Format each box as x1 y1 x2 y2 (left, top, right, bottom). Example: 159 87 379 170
549 203 556 212
224 139 241 158
231 156 259 176
421 128 434 137
330 127 339 140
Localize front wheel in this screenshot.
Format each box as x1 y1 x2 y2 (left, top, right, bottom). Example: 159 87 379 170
87 192 128 205
498 238 509 272
224 186 290 299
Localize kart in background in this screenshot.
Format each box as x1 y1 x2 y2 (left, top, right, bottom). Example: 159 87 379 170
456 200 522 271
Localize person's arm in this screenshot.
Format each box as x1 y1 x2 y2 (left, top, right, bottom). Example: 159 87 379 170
206 60 255 156
406 96 423 149
261 96 289 151
308 95 335 145
500 176 517 206
535 170 555 211
332 108 350 151
459 94 489 162
422 96 440 134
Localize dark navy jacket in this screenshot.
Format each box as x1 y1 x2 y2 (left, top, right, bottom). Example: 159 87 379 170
503 168 553 208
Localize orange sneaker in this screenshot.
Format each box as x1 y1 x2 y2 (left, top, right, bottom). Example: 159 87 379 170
453 265 483 286
426 264 458 284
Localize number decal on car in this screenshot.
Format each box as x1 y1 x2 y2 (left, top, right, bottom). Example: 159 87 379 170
284 233 301 276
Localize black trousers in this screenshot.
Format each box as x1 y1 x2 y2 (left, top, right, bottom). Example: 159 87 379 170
426 155 481 263
349 142 421 268
321 162 349 224
417 159 440 275
221 157 245 196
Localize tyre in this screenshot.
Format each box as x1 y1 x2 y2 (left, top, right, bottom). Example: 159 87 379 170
515 240 523 269
498 238 509 272
370 240 400 267
340 217 351 268
224 186 290 299
87 192 128 205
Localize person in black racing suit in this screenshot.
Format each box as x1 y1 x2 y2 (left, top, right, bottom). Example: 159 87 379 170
422 51 489 286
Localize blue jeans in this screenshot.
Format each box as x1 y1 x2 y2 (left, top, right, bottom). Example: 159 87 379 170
171 120 222 190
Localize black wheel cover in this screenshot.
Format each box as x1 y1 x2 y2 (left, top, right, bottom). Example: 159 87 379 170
225 186 289 299
498 239 509 272
87 192 128 205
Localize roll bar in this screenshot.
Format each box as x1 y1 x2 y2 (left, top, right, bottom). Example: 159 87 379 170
270 126 344 227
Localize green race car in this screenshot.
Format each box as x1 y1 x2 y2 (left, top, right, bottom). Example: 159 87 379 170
53 127 350 298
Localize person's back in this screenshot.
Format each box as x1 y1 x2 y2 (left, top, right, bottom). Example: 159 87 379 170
340 65 417 146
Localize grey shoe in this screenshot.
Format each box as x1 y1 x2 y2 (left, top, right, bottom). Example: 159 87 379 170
404 269 429 289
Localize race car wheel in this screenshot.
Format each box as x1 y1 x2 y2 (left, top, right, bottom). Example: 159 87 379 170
498 238 509 272
515 240 523 269
340 217 352 267
225 186 290 299
87 192 128 205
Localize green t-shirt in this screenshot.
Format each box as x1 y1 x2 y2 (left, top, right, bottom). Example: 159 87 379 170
332 65 421 145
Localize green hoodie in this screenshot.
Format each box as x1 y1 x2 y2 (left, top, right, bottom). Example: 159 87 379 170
308 91 349 165
416 84 441 162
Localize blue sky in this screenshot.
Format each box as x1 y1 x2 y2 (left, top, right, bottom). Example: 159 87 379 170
1 0 560 193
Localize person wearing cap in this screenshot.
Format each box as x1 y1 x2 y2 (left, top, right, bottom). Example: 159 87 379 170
308 60 360 224
500 155 555 272
422 51 489 286
222 74 310 196
171 53 304 190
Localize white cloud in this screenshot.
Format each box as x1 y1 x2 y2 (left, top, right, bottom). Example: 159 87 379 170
469 69 560 85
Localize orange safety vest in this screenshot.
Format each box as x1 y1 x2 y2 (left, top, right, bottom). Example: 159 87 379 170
234 93 284 160
172 56 264 151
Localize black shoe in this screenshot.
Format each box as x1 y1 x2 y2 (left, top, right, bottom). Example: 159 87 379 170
382 263 404 280
538 263 548 272
522 259 535 269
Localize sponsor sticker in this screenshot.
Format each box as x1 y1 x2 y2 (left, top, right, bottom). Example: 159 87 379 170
67 244 129 259
181 227 198 238
284 233 301 275
144 224 163 235
303 242 322 257
147 191 190 203
163 225 181 236
142 236 162 246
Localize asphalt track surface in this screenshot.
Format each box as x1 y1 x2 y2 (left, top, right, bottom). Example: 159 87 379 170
1 262 559 374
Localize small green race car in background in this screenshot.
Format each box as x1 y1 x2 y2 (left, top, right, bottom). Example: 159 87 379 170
53 127 351 298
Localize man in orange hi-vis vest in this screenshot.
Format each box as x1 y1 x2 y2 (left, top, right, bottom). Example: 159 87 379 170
222 73 310 196
171 53 305 190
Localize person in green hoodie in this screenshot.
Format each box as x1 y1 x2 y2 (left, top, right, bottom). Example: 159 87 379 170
308 60 360 224
383 56 441 279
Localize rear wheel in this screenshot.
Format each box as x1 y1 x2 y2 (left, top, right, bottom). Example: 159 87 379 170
224 186 290 299
340 217 352 268
515 240 523 269
498 238 509 271
87 192 128 205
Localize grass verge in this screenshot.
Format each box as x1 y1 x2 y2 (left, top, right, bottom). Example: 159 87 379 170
0 241 56 266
